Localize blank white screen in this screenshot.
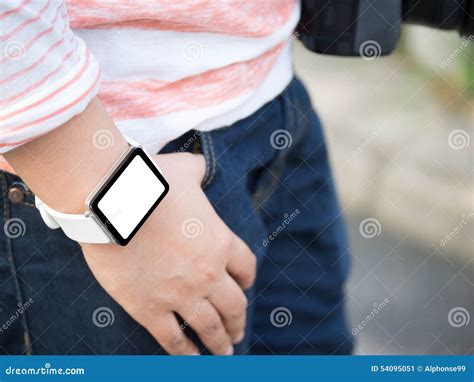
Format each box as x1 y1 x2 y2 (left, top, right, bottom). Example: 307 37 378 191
97 155 165 239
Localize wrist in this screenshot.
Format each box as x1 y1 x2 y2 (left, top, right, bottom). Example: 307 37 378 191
4 99 129 214
43 137 129 214
36 144 169 245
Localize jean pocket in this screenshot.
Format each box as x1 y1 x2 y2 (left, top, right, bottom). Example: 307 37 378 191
193 132 217 189
250 149 288 213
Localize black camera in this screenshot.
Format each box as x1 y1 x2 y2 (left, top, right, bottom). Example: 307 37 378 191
298 0 473 57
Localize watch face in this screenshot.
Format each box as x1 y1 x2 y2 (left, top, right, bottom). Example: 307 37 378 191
89 147 169 245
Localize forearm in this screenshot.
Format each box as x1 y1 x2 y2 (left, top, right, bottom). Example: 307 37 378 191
4 98 128 214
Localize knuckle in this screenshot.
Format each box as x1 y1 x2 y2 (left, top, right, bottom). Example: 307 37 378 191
197 264 220 284
204 319 222 336
244 256 257 285
227 308 244 322
167 332 186 352
228 295 247 320
247 254 257 274
219 234 235 253
169 275 191 295
249 253 257 270
237 293 248 310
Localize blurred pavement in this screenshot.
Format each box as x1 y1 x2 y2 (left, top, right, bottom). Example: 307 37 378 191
293 26 473 355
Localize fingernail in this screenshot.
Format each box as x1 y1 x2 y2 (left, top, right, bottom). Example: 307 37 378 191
226 346 234 355
233 331 245 344
191 352 200 356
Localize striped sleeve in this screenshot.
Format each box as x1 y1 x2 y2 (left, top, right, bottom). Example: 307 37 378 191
0 0 100 153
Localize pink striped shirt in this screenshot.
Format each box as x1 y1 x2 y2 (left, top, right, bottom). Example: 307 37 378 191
0 0 299 173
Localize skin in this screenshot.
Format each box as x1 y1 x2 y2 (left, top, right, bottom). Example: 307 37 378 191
4 98 257 355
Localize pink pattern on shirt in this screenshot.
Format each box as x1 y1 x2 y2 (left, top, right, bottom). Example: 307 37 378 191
67 0 295 37
99 42 287 120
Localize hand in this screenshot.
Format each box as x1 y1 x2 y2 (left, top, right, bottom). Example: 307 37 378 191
4 98 255 355
81 152 256 355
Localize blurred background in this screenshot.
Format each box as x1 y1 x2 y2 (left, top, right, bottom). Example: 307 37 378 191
294 26 473 355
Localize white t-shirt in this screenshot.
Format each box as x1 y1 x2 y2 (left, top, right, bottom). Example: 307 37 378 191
0 0 299 172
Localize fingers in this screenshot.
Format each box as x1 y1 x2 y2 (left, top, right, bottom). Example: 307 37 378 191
209 275 248 344
147 313 199 355
226 236 256 290
178 300 233 355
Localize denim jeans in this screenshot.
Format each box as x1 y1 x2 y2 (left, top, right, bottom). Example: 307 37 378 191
0 78 353 355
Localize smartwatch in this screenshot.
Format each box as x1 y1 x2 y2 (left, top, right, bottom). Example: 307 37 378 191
35 141 169 246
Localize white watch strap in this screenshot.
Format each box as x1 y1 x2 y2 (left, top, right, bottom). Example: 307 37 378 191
35 196 113 244
34 135 150 244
